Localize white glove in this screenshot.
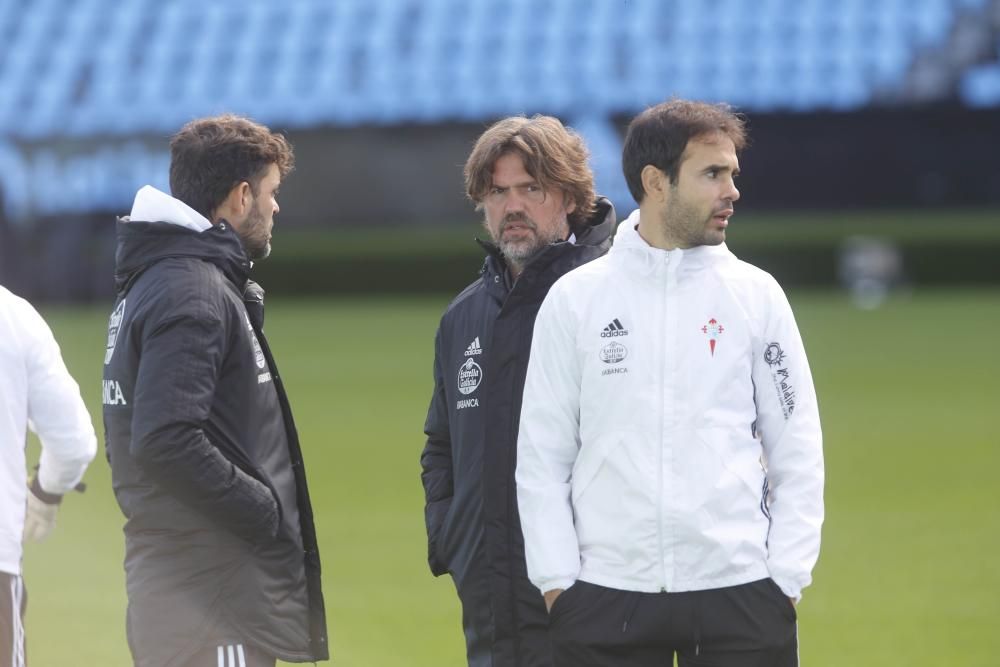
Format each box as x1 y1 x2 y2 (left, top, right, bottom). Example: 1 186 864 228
23 480 61 542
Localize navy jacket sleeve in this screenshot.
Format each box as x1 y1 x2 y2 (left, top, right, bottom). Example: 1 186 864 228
420 325 453 576
130 309 280 542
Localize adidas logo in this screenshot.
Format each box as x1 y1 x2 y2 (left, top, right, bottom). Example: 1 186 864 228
600 318 629 338
464 337 483 356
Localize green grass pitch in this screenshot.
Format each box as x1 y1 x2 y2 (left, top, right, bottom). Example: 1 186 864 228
23 288 1000 666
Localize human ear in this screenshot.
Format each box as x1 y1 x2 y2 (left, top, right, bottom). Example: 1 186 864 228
640 165 667 203
216 181 253 225
563 192 577 216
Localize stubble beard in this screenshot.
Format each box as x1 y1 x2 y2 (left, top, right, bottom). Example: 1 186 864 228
662 195 723 249
240 206 272 261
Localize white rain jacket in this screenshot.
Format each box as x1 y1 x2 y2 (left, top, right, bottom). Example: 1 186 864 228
516 210 823 601
0 286 96 575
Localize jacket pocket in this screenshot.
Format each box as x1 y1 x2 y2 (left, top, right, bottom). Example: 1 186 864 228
695 427 767 507
548 580 583 619
762 578 797 622
426 497 454 576
570 432 629 504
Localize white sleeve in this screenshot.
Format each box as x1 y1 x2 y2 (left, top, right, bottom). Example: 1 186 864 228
516 281 582 594
22 302 97 495
752 279 824 601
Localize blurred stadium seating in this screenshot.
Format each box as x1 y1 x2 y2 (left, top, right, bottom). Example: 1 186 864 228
1 0 998 299
1 0 997 140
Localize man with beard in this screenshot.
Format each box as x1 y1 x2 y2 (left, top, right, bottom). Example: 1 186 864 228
516 100 824 666
102 115 327 667
421 115 615 667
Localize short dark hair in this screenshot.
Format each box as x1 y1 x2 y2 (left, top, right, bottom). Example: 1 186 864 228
169 114 294 219
622 100 747 203
464 115 596 227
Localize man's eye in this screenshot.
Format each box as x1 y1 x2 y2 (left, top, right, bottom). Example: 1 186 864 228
526 184 541 192
489 187 505 196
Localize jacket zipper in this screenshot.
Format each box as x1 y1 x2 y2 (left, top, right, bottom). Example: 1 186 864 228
658 254 671 593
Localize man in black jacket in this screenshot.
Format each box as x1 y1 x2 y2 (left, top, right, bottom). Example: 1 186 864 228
421 115 615 667
102 115 326 667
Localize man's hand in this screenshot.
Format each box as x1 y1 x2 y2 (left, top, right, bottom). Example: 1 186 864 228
23 476 62 542
543 588 565 613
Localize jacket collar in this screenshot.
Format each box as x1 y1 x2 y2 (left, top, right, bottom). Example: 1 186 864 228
610 208 734 276
114 186 252 294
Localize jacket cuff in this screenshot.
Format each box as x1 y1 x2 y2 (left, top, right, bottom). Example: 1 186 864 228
769 573 802 602
29 475 63 505
539 577 577 595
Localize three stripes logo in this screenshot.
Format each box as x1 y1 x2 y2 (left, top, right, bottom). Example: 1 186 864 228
464 336 483 356
216 643 249 667
600 318 628 338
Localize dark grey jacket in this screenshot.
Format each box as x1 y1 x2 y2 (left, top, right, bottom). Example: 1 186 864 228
102 218 327 666
421 198 615 667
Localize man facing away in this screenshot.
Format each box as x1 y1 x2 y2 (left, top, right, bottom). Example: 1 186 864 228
516 100 824 666
1 286 97 667
102 115 327 667
421 115 616 667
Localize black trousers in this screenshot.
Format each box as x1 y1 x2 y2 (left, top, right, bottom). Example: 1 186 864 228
549 578 798 667
0 573 26 667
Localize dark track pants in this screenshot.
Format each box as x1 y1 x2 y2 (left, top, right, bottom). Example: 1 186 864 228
0 573 26 667
548 578 798 667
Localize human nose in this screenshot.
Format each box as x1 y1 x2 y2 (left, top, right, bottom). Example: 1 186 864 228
726 178 740 203
504 189 528 212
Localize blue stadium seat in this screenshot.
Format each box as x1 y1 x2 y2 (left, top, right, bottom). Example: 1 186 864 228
0 0 995 141
960 64 1000 108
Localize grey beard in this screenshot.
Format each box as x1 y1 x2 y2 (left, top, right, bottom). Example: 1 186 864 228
499 237 548 270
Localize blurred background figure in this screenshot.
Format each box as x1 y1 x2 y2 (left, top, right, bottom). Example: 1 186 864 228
837 237 906 309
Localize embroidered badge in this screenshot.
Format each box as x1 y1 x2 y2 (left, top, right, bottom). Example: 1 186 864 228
701 318 724 356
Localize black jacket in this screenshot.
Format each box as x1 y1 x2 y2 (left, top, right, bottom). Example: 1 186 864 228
421 199 615 667
102 218 327 666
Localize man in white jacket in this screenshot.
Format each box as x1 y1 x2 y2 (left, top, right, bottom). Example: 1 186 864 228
516 99 823 666
0 286 97 666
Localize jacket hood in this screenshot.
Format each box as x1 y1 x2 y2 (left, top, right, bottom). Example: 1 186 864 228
611 208 734 276
478 195 617 282
114 186 251 294
574 195 617 248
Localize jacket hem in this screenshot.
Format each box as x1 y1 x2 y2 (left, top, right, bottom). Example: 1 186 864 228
578 561 771 593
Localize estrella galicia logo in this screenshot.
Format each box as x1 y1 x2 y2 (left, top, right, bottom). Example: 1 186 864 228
104 299 126 365
764 342 786 367
600 342 628 364
457 357 483 395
